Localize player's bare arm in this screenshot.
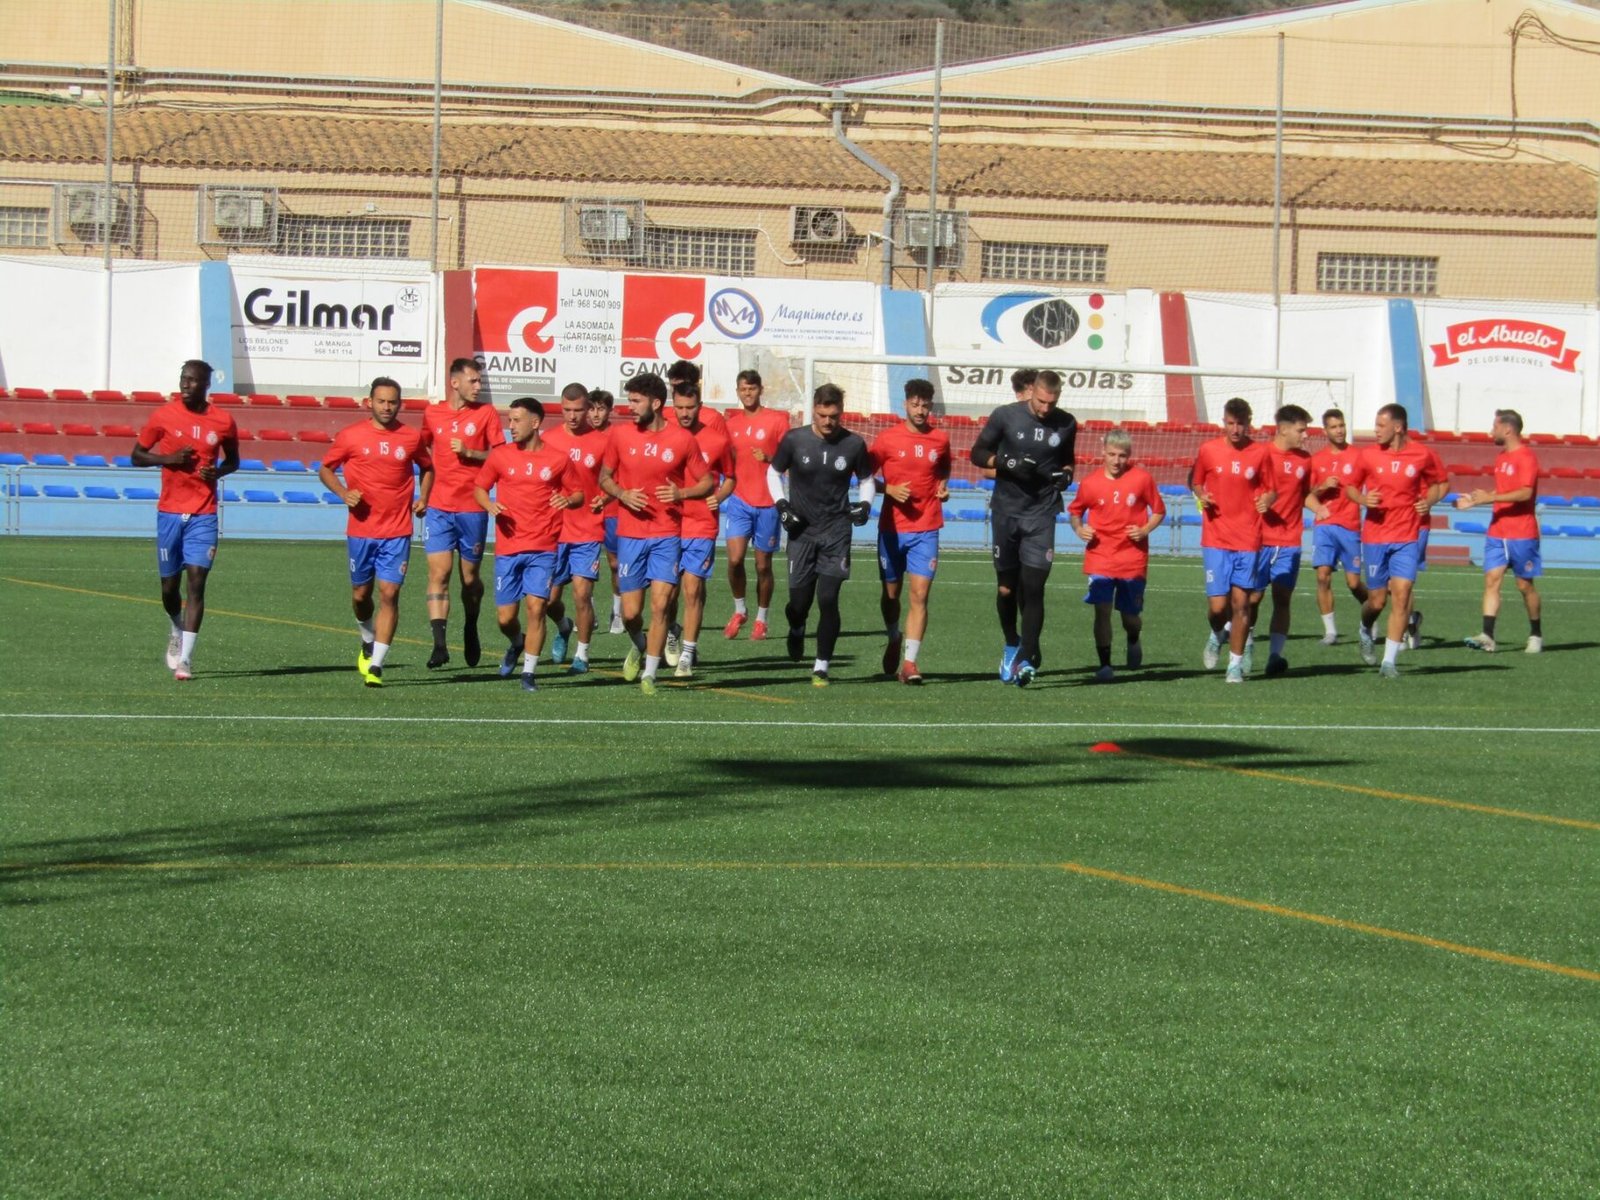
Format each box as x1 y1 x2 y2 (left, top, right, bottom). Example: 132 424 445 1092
1253 488 1277 514
475 485 504 519
132 442 197 470
317 463 359 508
412 467 434 517
599 466 647 513
1069 513 1093 543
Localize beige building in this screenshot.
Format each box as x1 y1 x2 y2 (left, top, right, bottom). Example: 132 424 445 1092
2 0 1596 303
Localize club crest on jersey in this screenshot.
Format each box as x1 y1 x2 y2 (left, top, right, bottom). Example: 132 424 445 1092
205 431 219 446
663 448 675 464
834 456 847 471
583 453 596 468
1244 467 1256 479
465 422 477 435
392 447 405 460
1405 465 1417 477
539 467 552 481
756 429 767 441
929 451 940 464
1048 433 1061 447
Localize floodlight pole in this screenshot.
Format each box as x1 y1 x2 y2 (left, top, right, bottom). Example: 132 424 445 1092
102 0 116 389
1271 33 1285 392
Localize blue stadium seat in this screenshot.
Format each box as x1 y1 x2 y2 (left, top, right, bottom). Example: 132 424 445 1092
322 492 344 504
1559 525 1596 538
947 479 977 491
1455 520 1488 534
222 489 242 503
270 459 310 473
1540 523 1562 537
9 483 39 498
1180 513 1203 526
1158 484 1189 496
42 484 79 498
239 457 268 472
0 452 26 466
83 485 120 500
32 453 70 467
1574 497 1600 510
124 486 159 501
956 508 986 521
1540 496 1573 508
112 455 134 467
283 490 320 504
979 479 995 491
74 454 110 468
243 489 281 503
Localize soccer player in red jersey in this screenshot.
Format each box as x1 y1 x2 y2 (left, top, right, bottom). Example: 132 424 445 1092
1257 404 1315 676
473 398 583 692
1455 408 1543 653
721 369 792 640
598 373 713 695
1189 397 1275 682
588 388 627 635
420 358 505 670
871 378 950 684
318 377 434 687
542 382 611 674
1344 402 1447 677
665 381 735 679
131 359 240 681
1067 428 1165 682
1308 408 1369 645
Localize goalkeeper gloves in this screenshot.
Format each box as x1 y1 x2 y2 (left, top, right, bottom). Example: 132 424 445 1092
776 499 808 537
849 501 872 526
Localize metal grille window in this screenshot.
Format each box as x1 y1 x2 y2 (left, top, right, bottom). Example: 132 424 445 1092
1317 253 1437 296
982 240 1107 284
644 227 756 276
0 206 50 247
276 215 410 259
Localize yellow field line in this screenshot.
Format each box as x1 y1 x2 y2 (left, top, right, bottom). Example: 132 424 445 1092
4 857 1593 983
0 575 791 705
1115 748 1600 832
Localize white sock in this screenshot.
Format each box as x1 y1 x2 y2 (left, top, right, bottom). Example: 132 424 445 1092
1269 633 1286 657
904 638 921 662
180 631 197 661
1383 638 1402 665
813 657 829 674
612 595 622 616
522 652 538 675
1223 620 1233 635
1228 652 1243 669
643 654 660 679
169 613 183 635
756 606 769 623
574 641 590 663
734 598 748 616
370 641 391 668
681 640 697 662
358 618 376 643
1321 612 1337 635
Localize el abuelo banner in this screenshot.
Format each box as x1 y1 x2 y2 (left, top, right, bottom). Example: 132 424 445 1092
230 263 433 391
1420 301 1588 432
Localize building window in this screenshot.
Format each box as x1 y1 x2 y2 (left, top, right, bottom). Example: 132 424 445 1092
0 205 50 247
276 215 410 259
1317 253 1437 296
982 240 1107 284
644 227 756 276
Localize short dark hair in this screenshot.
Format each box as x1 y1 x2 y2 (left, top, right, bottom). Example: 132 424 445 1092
812 383 845 409
1010 368 1037 394
624 373 668 403
1223 397 1252 423
904 378 935 402
1322 408 1346 426
369 376 401 398
1494 408 1524 435
181 359 213 384
1376 402 1409 429
1034 370 1062 397
588 389 615 412
1275 404 1312 426
509 397 545 421
666 359 701 387
449 357 478 377
560 382 589 402
736 369 763 389
672 381 701 402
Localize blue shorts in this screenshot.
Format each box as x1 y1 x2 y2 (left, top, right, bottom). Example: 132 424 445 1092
554 540 603 585
679 537 717 580
617 536 681 591
423 508 488 563
722 494 781 554
1084 575 1146 615
494 550 557 606
155 511 218 576
1417 525 1431 571
1484 536 1542 579
603 515 619 557
1202 547 1268 597
1364 541 1422 588
1312 524 1362 574
348 536 411 587
1264 545 1302 590
878 529 940 583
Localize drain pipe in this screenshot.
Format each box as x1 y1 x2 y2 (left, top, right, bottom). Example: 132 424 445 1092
832 89 900 288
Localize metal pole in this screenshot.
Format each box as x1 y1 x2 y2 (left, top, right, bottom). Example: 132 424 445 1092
1271 32 1285 380
102 0 117 389
431 0 444 270
925 20 944 299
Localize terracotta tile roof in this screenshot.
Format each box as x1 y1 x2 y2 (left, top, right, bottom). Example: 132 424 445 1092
3 106 1591 218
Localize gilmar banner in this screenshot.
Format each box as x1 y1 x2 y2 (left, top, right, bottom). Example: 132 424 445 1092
1419 301 1589 433
472 267 621 399
230 262 433 391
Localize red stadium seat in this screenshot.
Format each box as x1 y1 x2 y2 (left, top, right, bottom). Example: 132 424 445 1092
1427 430 1461 443
235 428 256 441
326 396 361 409
297 429 333 444
12 387 49 400
131 391 166 404
1460 431 1493 444
0 421 17 434
402 398 428 412
1527 433 1562 446
101 422 138 438
52 388 90 402
22 421 58 435
1562 434 1595 448
257 428 295 442
209 392 244 406
91 389 127 403
1551 467 1584 480
244 393 283 407
1585 468 1600 481
287 394 322 409
61 422 97 437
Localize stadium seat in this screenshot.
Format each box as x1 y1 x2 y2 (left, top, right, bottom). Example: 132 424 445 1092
1427 430 1461 443
1179 513 1202 526
222 489 242 503
947 478 977 491
22 421 58 436
239 457 268 472
0 421 16 434
11 387 49 400
1527 433 1561 446
242 489 281 503
1561 434 1594 447
8 483 38 498
1574 497 1600 509
287 394 322 409
209 392 244 406
1455 520 1488 534
270 459 310 472
130 391 166 404
0 451 28 465
83 485 120 500
1586 469 1600 482
244 394 283 407
1460 431 1493 444
326 396 361 409
61 422 97 437
52 388 90 402
957 509 986 522
1541 497 1573 508
1551 467 1584 480
1158 484 1189 496
235 428 256 441
42 484 79 498
1559 525 1597 538
112 455 134 468
1540 523 1563 537
284 490 321 504
73 454 110 468
297 429 333 444
322 491 344 504
100 423 138 438
124 486 159 500
980 479 995 491
258 429 295 442
403 398 428 412
32 453 69 467
91 389 127 403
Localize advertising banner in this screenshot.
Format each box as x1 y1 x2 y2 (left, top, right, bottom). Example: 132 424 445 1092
472 267 621 399
230 262 433 391
1418 301 1589 433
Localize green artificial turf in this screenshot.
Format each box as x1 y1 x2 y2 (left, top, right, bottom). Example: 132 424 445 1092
2 537 1597 1198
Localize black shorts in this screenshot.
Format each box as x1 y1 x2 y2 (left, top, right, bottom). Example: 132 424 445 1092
788 526 852 589
991 504 1058 573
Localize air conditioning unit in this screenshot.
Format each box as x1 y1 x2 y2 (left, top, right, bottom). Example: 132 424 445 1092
213 188 272 231
54 183 133 244
564 198 645 261
65 184 119 227
579 204 635 244
900 209 967 269
791 205 847 246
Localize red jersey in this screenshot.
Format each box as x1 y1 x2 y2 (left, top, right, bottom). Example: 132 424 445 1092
1309 444 1362 530
421 400 505 512
1068 466 1165 578
680 419 736 541
601 422 710 539
724 406 792 506
475 441 577 554
1261 445 1314 547
1191 437 1271 551
1488 444 1540 539
137 399 239 516
871 423 951 534
323 419 432 539
543 424 611 544
1347 440 1447 544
